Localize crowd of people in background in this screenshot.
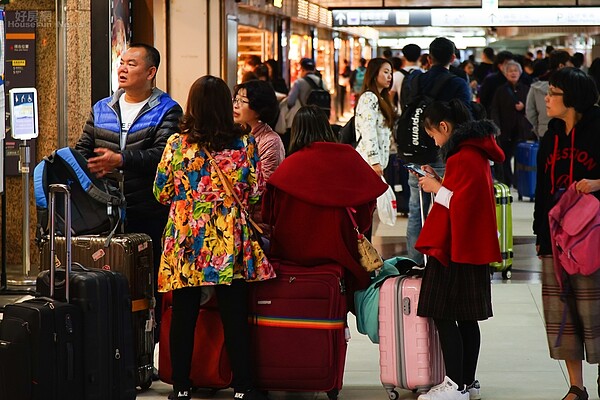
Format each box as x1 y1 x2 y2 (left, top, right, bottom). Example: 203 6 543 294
75 40 600 400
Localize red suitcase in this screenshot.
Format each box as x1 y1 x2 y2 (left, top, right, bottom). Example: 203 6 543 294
249 262 348 400
158 291 232 389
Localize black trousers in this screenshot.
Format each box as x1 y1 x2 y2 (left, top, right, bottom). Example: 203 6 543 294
170 280 253 392
433 318 481 388
493 138 516 187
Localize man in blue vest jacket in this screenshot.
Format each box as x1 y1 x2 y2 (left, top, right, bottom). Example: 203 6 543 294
76 43 183 349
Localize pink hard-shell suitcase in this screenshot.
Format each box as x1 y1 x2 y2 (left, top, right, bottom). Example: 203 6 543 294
378 275 445 399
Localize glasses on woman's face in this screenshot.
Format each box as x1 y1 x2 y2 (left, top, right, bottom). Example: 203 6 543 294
546 89 564 97
232 97 250 106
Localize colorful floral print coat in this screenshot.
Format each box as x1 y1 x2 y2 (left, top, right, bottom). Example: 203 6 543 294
153 133 275 292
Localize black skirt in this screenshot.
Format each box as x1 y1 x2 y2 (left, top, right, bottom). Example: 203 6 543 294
417 256 493 321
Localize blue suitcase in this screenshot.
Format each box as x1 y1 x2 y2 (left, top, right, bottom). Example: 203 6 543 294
515 141 539 202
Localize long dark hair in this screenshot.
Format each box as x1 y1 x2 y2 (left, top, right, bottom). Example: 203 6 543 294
422 99 472 131
288 105 338 155
358 58 394 129
180 75 244 150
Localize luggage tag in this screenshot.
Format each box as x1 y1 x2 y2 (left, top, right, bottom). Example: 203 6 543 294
145 309 156 332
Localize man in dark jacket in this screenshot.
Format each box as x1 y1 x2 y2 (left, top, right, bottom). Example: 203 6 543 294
404 37 473 265
75 43 183 345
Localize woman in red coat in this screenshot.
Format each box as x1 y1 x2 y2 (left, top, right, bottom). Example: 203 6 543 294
262 105 387 306
413 100 505 400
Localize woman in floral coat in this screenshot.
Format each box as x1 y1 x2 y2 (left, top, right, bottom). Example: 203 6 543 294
154 75 275 400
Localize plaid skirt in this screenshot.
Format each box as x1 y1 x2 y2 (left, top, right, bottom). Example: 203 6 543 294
542 256 600 363
417 257 493 321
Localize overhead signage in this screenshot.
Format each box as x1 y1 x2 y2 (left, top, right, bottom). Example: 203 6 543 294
431 7 600 26
332 9 430 27
333 7 600 27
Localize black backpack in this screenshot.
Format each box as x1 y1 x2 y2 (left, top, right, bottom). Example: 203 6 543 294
399 69 423 110
338 116 359 148
303 76 331 118
396 73 453 164
33 147 125 244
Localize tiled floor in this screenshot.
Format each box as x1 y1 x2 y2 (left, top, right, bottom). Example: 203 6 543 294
136 190 599 400
5 189 600 399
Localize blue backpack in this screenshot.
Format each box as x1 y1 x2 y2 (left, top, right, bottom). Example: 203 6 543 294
34 147 125 243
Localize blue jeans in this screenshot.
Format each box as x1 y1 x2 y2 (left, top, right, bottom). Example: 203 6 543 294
406 160 445 264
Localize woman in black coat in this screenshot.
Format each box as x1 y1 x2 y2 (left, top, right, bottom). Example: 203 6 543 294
490 59 533 187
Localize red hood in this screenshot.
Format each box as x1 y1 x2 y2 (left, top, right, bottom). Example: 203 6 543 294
267 142 387 207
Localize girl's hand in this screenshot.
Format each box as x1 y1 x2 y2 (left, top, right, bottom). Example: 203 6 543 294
421 165 441 182
418 175 442 194
575 179 600 194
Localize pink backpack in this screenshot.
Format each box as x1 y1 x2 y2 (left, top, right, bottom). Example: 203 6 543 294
548 182 600 286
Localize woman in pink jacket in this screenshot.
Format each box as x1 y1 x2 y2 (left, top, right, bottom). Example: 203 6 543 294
233 79 285 181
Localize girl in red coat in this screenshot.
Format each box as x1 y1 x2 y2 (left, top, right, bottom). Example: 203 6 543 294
262 105 387 308
414 99 505 400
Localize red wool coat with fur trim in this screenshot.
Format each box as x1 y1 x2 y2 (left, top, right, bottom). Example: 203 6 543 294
262 142 387 296
416 120 505 267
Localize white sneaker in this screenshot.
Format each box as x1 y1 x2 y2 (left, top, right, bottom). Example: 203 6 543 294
466 380 481 400
417 376 469 400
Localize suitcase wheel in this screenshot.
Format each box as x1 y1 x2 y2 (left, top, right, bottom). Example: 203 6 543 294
502 268 512 280
327 389 339 400
386 389 399 400
139 378 152 391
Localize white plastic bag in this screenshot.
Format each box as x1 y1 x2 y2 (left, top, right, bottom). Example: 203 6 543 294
377 178 397 226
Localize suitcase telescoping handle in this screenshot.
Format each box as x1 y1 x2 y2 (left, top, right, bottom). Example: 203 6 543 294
418 187 434 266
49 183 72 302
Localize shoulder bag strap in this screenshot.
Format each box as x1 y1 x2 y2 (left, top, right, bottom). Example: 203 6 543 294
345 207 364 239
203 147 264 234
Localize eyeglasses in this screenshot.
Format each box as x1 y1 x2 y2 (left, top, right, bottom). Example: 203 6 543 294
232 97 250 106
546 90 564 97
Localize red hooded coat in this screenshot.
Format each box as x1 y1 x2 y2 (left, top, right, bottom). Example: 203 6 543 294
416 120 505 267
262 142 388 295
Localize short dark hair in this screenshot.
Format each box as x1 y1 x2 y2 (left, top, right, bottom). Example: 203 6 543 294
549 50 572 71
254 64 270 81
549 67 599 113
245 55 262 69
233 80 278 128
402 44 421 62
180 75 244 150
383 49 393 58
494 50 514 68
288 105 338 155
571 52 584 69
359 58 367 67
129 43 160 69
546 45 555 55
483 47 495 61
391 57 403 71
429 37 456 66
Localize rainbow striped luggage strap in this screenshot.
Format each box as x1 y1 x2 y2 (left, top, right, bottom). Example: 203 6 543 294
249 314 345 330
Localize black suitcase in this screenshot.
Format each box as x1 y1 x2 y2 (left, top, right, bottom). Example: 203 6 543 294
0 185 84 400
40 233 154 389
36 184 137 400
